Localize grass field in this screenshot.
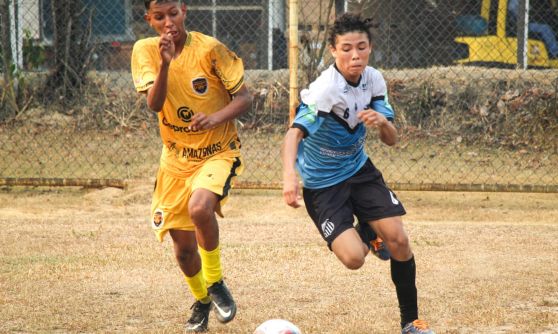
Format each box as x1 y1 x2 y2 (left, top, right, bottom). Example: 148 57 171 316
1 184 557 333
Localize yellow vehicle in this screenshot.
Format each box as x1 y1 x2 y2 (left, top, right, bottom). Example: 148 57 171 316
454 0 558 68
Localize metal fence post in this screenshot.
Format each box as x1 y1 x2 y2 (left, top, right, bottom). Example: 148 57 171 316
517 0 529 69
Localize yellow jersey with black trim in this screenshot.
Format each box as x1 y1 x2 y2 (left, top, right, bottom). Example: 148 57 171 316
131 31 244 177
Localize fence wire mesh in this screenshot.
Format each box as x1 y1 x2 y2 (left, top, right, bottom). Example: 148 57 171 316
0 0 557 192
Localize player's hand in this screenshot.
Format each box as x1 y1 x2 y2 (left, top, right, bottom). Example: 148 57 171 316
159 32 175 65
283 172 301 208
357 109 388 129
189 113 218 132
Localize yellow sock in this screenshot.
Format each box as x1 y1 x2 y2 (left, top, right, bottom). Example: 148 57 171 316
184 269 209 301
198 245 223 286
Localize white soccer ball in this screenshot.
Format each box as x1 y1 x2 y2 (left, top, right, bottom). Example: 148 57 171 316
253 319 302 334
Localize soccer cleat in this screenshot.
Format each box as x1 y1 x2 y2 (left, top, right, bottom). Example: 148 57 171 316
185 300 211 333
355 222 391 261
370 236 391 261
207 280 237 323
402 319 435 334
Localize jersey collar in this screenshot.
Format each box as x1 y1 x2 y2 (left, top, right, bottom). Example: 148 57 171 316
185 32 193 47
333 63 362 87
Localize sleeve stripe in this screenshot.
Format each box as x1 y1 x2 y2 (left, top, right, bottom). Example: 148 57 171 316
291 123 309 138
228 76 245 95
136 81 154 92
371 95 385 102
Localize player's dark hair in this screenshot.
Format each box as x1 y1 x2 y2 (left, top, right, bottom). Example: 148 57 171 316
328 12 376 47
144 0 182 10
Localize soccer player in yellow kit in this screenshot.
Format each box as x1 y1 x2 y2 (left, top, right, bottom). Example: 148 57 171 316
131 1 251 332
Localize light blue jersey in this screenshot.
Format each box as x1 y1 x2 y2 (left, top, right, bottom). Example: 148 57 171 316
292 65 394 189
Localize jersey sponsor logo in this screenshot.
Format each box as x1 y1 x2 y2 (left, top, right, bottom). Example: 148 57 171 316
318 136 364 158
181 143 223 160
321 218 334 238
152 209 164 229
177 107 194 123
192 77 208 95
162 117 200 133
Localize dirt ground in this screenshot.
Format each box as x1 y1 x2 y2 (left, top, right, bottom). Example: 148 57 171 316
0 184 557 334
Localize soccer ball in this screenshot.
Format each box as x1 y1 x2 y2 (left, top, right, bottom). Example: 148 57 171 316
253 319 302 334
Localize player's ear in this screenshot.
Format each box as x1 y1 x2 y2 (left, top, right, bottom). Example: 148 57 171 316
329 45 337 58
144 13 151 25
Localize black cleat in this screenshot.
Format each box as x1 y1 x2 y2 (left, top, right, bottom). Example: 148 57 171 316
185 300 210 332
207 280 237 323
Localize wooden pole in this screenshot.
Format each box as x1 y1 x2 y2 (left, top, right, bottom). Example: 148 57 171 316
288 0 299 124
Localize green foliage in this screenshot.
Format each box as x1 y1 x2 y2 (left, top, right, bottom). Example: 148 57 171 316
22 29 46 70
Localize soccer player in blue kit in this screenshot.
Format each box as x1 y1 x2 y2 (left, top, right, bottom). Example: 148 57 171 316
281 12 435 334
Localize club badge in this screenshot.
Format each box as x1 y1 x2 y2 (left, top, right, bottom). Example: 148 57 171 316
192 77 208 94
152 209 164 228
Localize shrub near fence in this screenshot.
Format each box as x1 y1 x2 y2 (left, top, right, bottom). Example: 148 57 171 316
0 0 557 192
1 67 556 192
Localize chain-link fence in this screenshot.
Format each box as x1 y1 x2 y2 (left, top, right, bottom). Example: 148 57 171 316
1 0 557 192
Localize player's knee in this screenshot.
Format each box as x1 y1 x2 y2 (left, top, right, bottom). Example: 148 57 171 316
188 202 212 223
341 255 365 270
385 233 410 252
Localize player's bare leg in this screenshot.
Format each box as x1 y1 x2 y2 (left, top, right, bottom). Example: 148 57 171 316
189 188 236 323
331 228 369 270
169 230 201 276
188 188 220 251
371 216 411 261
169 230 210 333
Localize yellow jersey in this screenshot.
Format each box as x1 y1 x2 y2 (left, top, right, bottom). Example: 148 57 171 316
131 31 245 177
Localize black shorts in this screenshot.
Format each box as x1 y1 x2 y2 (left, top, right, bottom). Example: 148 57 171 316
302 159 406 248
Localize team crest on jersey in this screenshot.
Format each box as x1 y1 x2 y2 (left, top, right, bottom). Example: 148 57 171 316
177 106 194 123
152 209 164 229
192 77 208 94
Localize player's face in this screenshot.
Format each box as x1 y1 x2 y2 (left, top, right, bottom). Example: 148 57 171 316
330 31 372 83
145 1 187 41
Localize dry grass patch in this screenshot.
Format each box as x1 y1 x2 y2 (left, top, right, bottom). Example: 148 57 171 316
1 186 557 333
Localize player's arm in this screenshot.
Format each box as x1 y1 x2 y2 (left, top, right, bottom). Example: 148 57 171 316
145 33 175 112
357 109 398 146
189 85 252 131
145 62 169 112
377 117 398 146
281 127 304 208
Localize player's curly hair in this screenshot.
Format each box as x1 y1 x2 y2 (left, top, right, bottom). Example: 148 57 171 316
328 12 377 47
144 0 183 10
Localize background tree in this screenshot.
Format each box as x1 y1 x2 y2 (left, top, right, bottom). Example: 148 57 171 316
43 0 95 105
0 0 19 120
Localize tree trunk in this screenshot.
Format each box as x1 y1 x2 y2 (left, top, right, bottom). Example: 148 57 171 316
44 0 94 106
0 0 18 120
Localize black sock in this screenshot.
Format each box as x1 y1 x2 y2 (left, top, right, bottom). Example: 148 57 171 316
391 256 418 327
